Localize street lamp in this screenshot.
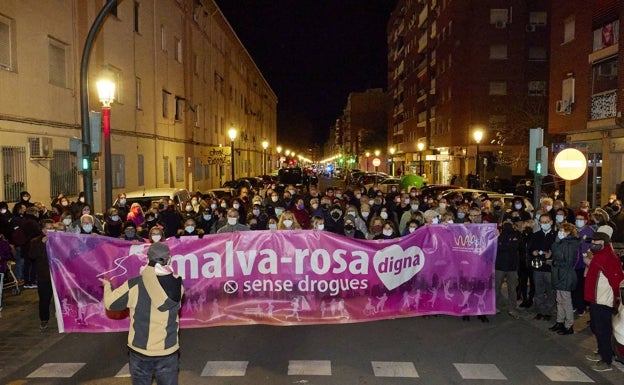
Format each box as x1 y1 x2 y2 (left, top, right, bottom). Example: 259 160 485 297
261 140 269 175
96 71 115 209
417 142 425 175
389 147 396 176
228 127 237 181
473 129 484 188
276 145 282 168
365 151 370 171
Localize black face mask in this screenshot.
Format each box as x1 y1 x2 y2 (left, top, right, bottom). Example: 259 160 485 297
344 224 354 231
249 224 258 230
331 211 341 220
589 243 604 251
502 223 514 232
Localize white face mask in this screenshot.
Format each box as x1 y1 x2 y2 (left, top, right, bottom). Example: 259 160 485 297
82 224 93 233
185 226 195 233
0 209 6 214
361 211 370 218
271 196 279 202
283 219 293 228
63 218 73 225
575 219 585 228
268 223 277 230
227 217 238 226
557 230 565 239
312 203 319 209
439 203 447 209
408 227 417 233
233 203 240 210
317 224 325 230
275 209 284 216
380 212 388 220
211 203 217 210
432 217 439 224
220 202 227 208
382 229 393 237
111 215 119 221
151 235 162 242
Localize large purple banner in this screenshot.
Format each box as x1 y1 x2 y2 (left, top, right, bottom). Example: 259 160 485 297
47 224 498 333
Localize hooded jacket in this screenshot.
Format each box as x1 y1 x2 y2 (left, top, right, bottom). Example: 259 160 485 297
584 244 624 307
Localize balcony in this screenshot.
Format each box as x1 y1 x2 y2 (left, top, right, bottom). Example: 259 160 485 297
590 89 617 120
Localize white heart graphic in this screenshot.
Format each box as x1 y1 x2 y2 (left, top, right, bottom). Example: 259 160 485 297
373 245 425 290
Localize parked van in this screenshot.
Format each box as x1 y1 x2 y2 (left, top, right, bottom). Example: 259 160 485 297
114 188 191 212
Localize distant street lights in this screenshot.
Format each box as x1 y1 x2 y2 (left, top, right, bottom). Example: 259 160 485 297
417 141 425 175
96 71 115 209
228 128 237 181
262 140 269 175
473 129 484 187
389 147 396 176
365 151 370 171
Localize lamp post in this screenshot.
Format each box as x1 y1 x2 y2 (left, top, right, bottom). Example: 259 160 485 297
228 128 237 181
276 145 282 168
262 140 269 175
417 142 425 175
365 151 370 171
473 129 484 188
389 147 396 176
96 73 115 209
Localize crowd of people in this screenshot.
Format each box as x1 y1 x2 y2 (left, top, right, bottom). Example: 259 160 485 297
1 183 624 372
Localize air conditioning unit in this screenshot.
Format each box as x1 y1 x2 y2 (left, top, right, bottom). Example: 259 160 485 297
495 21 507 29
29 137 53 159
555 100 571 114
526 24 536 32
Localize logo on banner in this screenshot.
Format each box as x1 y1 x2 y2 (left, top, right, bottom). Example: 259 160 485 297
373 245 425 290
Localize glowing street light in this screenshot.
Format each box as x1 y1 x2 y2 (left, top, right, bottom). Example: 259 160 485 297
228 127 237 181
96 70 115 208
261 140 269 175
473 128 484 185
389 147 396 176
417 142 425 175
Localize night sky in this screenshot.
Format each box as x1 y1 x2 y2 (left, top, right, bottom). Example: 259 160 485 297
215 0 398 150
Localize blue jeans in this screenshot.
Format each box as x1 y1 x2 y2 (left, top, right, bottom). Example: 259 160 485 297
129 349 179 385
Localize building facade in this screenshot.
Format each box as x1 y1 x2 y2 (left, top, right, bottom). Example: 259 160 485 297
0 0 277 213
388 0 549 186
549 0 622 207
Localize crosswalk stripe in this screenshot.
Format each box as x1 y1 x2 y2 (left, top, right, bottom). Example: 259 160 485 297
288 360 332 376
27 363 86 378
371 361 419 377
115 363 131 377
201 361 248 376
453 363 507 380
536 365 594 383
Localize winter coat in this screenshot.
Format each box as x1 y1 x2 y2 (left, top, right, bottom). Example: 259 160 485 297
551 235 581 291
495 226 522 272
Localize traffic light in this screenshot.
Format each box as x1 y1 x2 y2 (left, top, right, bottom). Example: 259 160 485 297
535 146 548 176
82 157 90 171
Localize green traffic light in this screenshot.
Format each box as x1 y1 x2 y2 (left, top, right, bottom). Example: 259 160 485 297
536 162 542 175
82 157 90 170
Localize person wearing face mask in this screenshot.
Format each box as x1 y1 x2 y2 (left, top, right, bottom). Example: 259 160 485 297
583 226 624 372
245 204 267 231
112 193 129 221
231 198 247 225
609 199 624 243
13 191 34 216
373 221 398 240
104 208 124 238
217 208 249 233
342 214 365 239
310 215 325 231
495 218 523 319
126 203 146 229
180 200 197 222
79 214 100 235
0 201 13 240
367 217 384 240
399 197 423 234
266 216 279 230
30 219 62 331
69 192 88 220
423 209 440 225
292 198 310 229
120 221 145 242
401 219 420 236
308 198 324 219
511 198 532 221
324 205 345 234
572 210 594 316
159 202 183 239
176 218 204 238
148 226 165 243
277 211 302 230
529 214 557 321
549 222 581 335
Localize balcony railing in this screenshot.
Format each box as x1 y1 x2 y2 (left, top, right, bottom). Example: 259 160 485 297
590 89 617 120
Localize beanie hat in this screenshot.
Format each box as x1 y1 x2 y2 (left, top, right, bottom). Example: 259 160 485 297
148 242 170 265
591 225 613 243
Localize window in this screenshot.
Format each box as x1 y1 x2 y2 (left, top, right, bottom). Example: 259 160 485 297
490 9 508 24
529 12 547 26
160 25 167 51
592 57 618 94
489 81 507 95
2 146 26 201
175 156 184 182
528 46 547 61
174 96 183 121
563 16 575 44
133 2 140 33
112 154 125 188
528 81 546 96
135 77 142 109
137 154 144 186
174 37 182 63
489 44 508 60
162 90 170 118
50 150 78 198
593 20 619 51
0 14 14 71
48 37 67 87
163 156 169 184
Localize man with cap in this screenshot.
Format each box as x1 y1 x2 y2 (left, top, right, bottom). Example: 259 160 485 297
100 243 184 384
584 226 624 372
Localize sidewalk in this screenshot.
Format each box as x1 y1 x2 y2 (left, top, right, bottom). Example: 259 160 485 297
0 287 65 382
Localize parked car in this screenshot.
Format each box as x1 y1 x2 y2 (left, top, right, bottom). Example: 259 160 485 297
440 188 523 211
116 188 191 212
354 172 389 186
364 177 401 194
277 167 304 189
419 184 461 198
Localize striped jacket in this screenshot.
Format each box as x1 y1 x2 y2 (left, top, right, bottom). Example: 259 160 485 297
103 266 184 356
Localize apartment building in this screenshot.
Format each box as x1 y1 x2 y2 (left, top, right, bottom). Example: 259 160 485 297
388 0 549 185
549 0 622 206
0 0 277 213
